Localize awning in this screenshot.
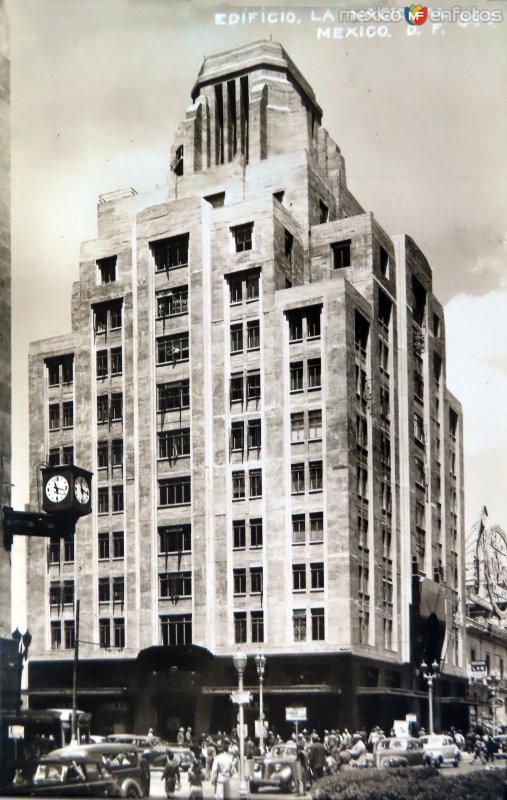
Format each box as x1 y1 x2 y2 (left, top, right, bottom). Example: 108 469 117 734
202 684 340 695
355 687 427 699
27 687 131 697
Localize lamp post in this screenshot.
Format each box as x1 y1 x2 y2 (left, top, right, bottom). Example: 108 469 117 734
487 673 500 736
233 650 249 800
255 654 266 753
421 659 440 734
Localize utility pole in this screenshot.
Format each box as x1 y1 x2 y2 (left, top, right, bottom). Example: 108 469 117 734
71 598 80 744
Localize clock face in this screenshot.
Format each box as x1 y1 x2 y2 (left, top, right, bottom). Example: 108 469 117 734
74 475 91 504
45 475 70 503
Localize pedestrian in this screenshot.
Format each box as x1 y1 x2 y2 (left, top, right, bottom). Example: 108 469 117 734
147 727 159 747
291 735 308 796
483 733 497 763
308 734 327 782
349 734 367 766
188 759 204 800
163 750 181 798
205 738 216 779
470 735 486 765
245 737 256 781
177 726 185 745
341 728 352 747
211 743 235 800
186 727 194 745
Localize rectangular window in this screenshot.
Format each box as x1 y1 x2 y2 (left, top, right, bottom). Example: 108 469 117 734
289 313 303 342
110 302 122 330
112 439 123 467
233 568 247 596
230 324 243 354
94 307 107 334
307 309 321 339
111 347 122 376
62 356 73 384
416 501 425 530
233 223 253 253
229 277 242 304
96 350 108 378
310 512 324 543
158 525 191 554
355 312 369 359
249 469 262 498
152 234 189 271
380 387 390 421
290 362 303 393
62 446 74 465
308 358 321 389
161 614 192 646
157 286 189 317
50 621 61 650
159 477 191 506
64 620 75 650
247 320 260 350
284 229 294 263
319 200 329 224
232 471 245 500
98 531 109 560
98 487 109 514
230 374 244 403
379 246 390 277
308 409 322 440
47 361 60 387
251 610 264 643
113 531 124 559
49 404 60 430
97 256 116 284
250 518 263 548
311 562 324 590
97 442 108 469
98 577 110 603
49 583 61 607
332 240 351 269
160 572 192 599
293 564 306 591
233 520 246 549
112 485 124 512
356 415 368 451
62 402 74 429
157 333 189 364
292 514 305 545
291 412 305 443
97 395 108 423
293 610 306 642
414 413 425 444
158 428 191 459
291 463 305 494
357 466 368 499
158 380 190 412
247 419 261 451
246 273 260 300
250 567 263 595
415 457 425 487
113 618 125 649
381 481 392 514
111 393 123 421
234 611 247 643
247 371 261 401
99 618 111 648
48 448 59 467
309 461 323 492
63 536 74 563
379 339 389 376
113 576 125 604
230 421 244 453
48 537 60 564
311 608 325 640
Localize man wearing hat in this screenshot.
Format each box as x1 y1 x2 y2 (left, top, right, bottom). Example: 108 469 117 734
308 734 326 782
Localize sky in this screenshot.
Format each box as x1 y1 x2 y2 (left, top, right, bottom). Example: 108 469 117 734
6 0 507 626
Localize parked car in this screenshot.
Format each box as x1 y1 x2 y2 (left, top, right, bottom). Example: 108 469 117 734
8 753 122 797
104 735 149 749
48 744 150 797
374 737 431 769
419 735 461 768
250 743 297 794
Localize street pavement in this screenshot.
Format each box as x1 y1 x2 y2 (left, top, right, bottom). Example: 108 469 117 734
147 757 506 799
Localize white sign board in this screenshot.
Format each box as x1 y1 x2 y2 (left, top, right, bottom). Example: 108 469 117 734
469 661 487 677
254 720 268 738
286 706 307 722
393 720 409 737
8 725 24 739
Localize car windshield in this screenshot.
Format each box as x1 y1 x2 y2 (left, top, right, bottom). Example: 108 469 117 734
271 746 291 757
34 763 65 784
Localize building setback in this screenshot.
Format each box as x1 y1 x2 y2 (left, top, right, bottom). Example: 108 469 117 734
26 40 468 736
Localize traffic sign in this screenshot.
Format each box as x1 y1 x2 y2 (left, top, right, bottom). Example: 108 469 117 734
286 706 307 722
230 690 252 705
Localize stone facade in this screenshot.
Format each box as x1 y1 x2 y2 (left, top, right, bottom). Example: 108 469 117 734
26 40 468 736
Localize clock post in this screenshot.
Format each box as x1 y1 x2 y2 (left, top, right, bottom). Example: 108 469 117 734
2 465 93 551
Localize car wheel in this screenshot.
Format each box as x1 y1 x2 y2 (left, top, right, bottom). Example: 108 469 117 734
249 783 259 794
286 777 297 794
125 786 141 798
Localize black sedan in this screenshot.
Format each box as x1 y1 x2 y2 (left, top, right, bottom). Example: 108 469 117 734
8 754 122 797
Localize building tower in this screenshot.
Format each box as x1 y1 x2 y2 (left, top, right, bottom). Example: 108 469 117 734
26 41 468 735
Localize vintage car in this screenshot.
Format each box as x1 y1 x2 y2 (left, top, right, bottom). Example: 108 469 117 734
104 734 193 771
374 737 431 769
48 744 150 797
250 743 297 794
418 735 461 767
8 753 122 797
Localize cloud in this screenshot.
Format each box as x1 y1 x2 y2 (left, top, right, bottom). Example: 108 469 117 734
445 290 507 527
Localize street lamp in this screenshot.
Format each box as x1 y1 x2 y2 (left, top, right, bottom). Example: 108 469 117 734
233 650 249 800
421 659 440 734
486 673 500 736
255 654 266 753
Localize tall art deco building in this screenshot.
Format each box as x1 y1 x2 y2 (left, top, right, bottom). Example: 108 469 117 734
26 41 468 735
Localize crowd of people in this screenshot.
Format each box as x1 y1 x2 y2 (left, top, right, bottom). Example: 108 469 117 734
155 723 500 799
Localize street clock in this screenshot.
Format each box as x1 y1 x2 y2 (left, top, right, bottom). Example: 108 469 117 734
41 465 93 517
